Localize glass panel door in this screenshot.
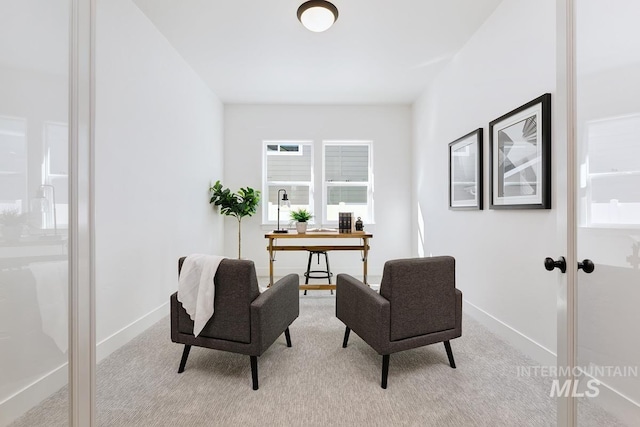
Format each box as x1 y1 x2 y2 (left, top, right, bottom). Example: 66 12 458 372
576 0 640 424
0 0 70 424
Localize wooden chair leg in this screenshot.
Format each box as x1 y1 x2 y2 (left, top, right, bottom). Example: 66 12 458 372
177 344 191 373
303 251 313 295
250 356 258 390
284 327 292 347
381 354 390 389
325 252 333 295
342 326 351 348
444 340 456 369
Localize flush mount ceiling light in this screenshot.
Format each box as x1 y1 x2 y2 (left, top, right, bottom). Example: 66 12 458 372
297 0 339 33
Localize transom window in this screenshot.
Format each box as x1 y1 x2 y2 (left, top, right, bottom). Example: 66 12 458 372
266 143 302 155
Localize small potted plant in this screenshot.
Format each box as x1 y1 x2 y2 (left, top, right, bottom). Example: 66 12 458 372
290 208 313 234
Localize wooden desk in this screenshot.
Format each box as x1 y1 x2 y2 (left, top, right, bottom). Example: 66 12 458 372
265 231 373 291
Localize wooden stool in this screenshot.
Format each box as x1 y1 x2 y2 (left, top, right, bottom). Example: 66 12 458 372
303 250 333 295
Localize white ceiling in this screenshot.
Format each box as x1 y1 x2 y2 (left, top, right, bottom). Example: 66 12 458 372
132 0 503 104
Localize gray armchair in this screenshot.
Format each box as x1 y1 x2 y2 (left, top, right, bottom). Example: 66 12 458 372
336 256 462 388
170 257 299 390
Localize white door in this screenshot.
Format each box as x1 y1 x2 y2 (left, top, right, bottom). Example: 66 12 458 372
573 0 640 425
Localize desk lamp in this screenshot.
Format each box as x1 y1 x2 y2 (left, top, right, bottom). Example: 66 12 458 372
274 189 290 233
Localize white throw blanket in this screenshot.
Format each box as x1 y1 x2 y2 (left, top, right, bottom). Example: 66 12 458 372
177 254 225 337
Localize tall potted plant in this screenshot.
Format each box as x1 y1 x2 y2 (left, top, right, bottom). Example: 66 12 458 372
209 180 261 259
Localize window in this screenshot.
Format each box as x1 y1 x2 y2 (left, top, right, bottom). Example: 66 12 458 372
266 143 302 155
263 141 313 222
262 140 374 225
323 141 373 223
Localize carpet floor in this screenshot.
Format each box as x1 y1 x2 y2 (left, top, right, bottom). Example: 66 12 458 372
10 293 622 426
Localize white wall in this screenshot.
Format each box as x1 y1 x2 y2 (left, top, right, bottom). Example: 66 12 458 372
95 0 224 354
412 0 558 364
223 105 412 279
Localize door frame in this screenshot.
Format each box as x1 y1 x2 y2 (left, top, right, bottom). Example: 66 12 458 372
556 0 577 425
69 0 95 425
65 1 581 425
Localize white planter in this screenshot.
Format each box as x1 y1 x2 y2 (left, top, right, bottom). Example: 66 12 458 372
296 222 308 233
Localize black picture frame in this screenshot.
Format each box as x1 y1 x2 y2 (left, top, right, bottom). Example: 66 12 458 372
489 93 551 209
449 128 483 210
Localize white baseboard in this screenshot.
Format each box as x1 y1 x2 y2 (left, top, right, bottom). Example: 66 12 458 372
581 369 640 425
464 299 557 367
465 301 640 422
97 302 169 363
0 303 169 427
0 364 67 427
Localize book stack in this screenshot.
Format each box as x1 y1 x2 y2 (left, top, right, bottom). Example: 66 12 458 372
338 212 354 234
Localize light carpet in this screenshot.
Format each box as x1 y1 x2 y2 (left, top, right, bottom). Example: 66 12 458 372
11 294 622 426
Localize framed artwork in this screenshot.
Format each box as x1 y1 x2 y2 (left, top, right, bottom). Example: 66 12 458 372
449 128 483 210
489 93 551 209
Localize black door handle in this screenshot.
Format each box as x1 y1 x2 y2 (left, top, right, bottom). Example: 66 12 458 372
544 256 567 273
578 259 595 274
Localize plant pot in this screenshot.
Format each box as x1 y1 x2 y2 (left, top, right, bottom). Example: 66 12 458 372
296 222 308 234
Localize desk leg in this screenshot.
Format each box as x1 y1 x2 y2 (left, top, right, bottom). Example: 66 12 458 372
268 238 274 287
362 237 369 285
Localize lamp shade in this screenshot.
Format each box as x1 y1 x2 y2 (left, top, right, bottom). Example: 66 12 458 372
297 0 339 33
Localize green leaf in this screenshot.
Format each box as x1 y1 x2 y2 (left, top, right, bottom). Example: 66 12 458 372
209 181 261 220
290 208 313 222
